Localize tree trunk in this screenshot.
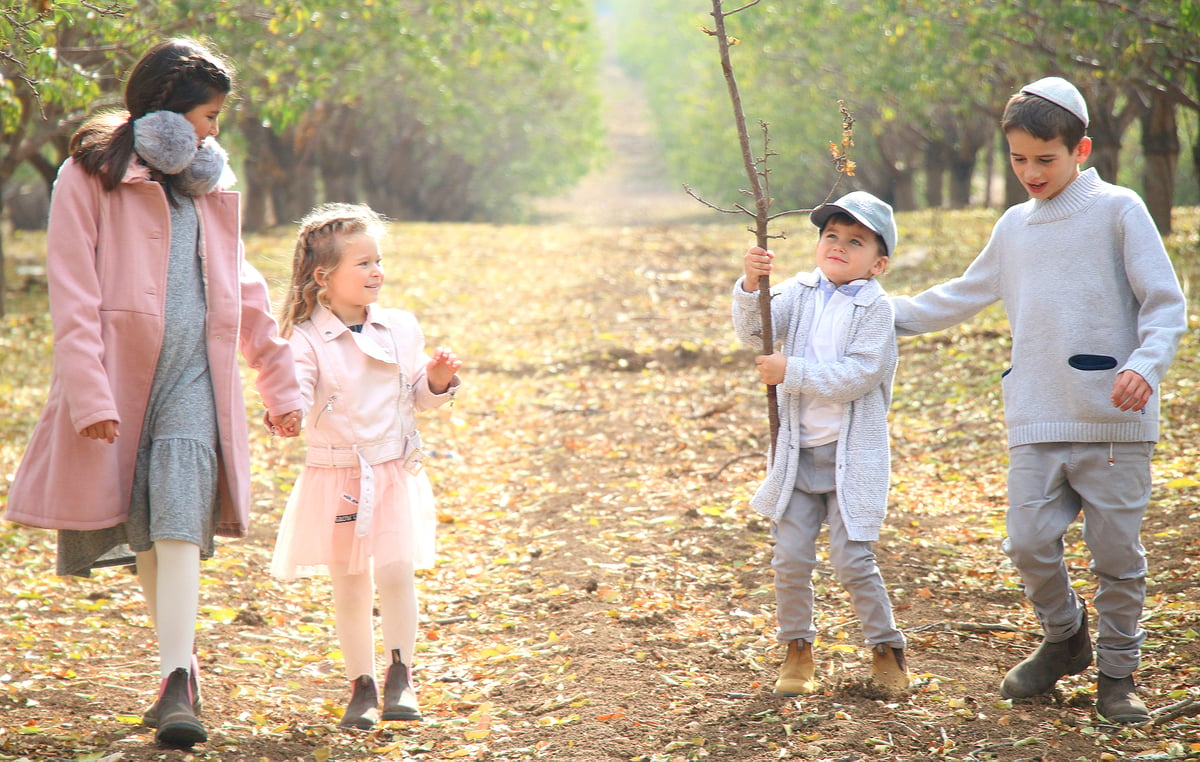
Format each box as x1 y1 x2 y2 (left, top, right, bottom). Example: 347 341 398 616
1004 159 1025 208
1140 89 1178 235
948 153 975 209
0 191 7 317
924 148 946 208
270 158 317 228
239 116 275 232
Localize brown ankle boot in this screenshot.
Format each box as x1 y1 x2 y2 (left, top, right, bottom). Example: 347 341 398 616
773 639 818 696
870 644 911 692
154 667 207 748
143 654 201 729
381 649 422 721
1000 607 1093 699
339 675 380 729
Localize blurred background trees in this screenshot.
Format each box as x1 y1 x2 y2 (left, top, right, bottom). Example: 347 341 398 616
612 0 1200 233
1 1 604 230
4 0 1198 241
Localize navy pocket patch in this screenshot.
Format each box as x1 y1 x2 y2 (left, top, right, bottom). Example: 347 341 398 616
1067 354 1118 371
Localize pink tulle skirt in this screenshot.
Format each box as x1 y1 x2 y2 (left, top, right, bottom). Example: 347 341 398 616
270 459 437 579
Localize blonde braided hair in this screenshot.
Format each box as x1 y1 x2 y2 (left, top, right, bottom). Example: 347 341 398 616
280 203 387 337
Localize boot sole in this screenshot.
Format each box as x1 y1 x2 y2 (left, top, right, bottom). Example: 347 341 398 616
156 719 207 747
381 707 422 721
1097 710 1150 725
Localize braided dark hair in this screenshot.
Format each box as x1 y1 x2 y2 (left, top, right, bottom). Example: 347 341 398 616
280 203 387 337
71 38 234 190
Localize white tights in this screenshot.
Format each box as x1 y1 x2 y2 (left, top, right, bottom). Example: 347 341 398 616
331 560 418 681
135 539 200 679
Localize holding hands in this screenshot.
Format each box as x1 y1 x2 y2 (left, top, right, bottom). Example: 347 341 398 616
427 347 463 395
267 409 302 437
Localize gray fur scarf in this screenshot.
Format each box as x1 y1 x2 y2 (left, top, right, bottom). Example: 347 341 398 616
132 110 234 196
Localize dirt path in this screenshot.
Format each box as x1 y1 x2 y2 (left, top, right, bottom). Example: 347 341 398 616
531 54 713 228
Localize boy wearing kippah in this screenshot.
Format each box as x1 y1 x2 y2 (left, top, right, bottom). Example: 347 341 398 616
735 191 909 696
891 76 1186 724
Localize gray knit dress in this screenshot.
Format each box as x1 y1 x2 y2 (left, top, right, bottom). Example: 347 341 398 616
57 192 220 576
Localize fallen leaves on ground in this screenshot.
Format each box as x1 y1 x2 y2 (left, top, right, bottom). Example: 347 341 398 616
1 209 1199 761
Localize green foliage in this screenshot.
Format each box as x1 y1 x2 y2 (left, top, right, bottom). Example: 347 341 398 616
611 0 1200 211
2 1 604 222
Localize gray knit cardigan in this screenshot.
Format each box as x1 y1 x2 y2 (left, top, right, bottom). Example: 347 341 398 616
733 269 898 541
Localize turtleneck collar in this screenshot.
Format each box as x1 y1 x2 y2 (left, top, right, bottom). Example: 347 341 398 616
1028 167 1103 224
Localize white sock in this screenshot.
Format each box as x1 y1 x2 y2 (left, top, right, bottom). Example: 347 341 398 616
376 561 418 666
331 569 376 681
152 539 200 678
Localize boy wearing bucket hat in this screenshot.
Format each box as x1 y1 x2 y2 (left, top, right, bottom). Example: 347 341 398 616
733 190 909 695
890 76 1186 724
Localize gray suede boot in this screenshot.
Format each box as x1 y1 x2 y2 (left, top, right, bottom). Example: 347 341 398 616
339 675 380 730
1000 606 1093 699
1096 673 1150 724
143 654 201 729
381 649 422 721
154 667 206 748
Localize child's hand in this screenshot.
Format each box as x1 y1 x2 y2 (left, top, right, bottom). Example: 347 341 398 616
80 420 119 444
1111 369 1151 412
754 352 787 386
743 246 773 292
427 347 462 394
267 409 302 437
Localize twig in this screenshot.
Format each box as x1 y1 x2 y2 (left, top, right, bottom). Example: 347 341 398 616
907 620 1042 637
702 0 779 460
693 1 856 462
1151 692 1200 725
707 452 764 480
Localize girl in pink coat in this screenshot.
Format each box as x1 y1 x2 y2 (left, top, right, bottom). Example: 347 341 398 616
271 203 461 730
4 39 302 748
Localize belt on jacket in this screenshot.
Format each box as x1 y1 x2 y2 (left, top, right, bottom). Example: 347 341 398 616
354 450 376 538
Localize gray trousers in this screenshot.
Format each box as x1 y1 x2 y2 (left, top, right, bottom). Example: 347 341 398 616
1003 441 1153 678
772 442 905 648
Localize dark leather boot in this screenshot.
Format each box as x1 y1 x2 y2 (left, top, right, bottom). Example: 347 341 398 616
1096 673 1150 724
143 654 201 729
381 649 422 721
339 674 380 729
1000 606 1093 699
154 667 207 747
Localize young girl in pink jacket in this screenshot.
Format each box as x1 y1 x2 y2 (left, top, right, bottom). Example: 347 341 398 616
270 203 462 729
5 39 302 748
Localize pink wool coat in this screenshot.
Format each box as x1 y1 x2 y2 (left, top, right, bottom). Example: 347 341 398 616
4 157 302 537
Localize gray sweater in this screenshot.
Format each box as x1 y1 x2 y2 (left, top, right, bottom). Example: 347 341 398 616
733 270 897 541
892 169 1186 447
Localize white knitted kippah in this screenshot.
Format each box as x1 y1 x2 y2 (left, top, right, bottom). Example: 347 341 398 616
1021 76 1089 128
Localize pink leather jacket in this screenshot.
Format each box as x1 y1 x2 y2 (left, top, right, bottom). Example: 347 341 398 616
290 304 459 536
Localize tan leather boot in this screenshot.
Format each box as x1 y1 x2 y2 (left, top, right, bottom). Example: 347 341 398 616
773 639 818 696
870 644 911 692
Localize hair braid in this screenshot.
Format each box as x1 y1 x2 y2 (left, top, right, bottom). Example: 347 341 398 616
280 203 387 337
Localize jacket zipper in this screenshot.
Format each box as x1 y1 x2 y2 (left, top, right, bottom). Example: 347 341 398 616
312 394 337 429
